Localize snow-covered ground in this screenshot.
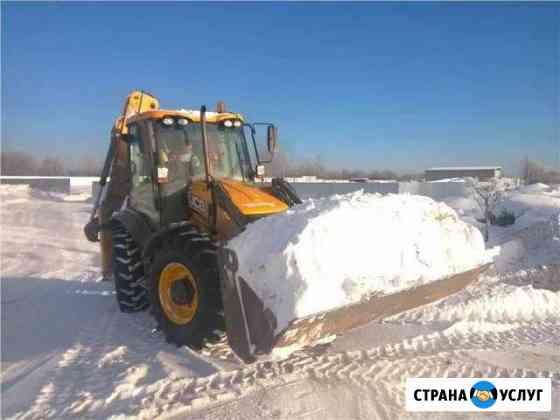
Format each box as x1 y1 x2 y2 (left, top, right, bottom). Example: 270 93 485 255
1 182 559 419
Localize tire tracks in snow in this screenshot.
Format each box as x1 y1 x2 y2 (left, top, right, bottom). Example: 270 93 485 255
126 320 560 419
26 268 558 419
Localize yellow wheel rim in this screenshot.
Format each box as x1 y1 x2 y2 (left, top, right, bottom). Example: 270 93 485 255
159 262 199 325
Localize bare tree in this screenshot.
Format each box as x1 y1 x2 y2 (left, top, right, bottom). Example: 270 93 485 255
79 156 102 176
467 177 515 242
1 151 39 175
521 158 560 185
399 172 423 181
261 149 289 178
38 157 65 176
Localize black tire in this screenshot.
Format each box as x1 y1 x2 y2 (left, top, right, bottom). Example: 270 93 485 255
149 230 223 349
111 223 149 313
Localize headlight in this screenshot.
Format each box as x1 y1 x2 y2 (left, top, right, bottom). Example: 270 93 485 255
162 117 174 126
233 120 242 128
223 120 233 128
177 118 189 126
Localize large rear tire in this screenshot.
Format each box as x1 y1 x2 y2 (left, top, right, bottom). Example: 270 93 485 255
149 233 222 349
111 223 149 313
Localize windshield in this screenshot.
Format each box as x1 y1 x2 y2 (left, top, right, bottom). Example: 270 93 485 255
154 120 253 182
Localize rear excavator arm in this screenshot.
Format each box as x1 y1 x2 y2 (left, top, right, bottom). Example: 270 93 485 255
84 91 159 280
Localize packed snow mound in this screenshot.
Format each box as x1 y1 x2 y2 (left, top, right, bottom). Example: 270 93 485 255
394 266 560 326
228 191 489 333
0 184 31 196
0 184 31 205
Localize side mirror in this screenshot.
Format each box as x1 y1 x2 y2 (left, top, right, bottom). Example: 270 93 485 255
267 125 279 154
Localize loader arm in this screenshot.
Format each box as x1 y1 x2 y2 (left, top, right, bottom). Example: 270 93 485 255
84 139 116 242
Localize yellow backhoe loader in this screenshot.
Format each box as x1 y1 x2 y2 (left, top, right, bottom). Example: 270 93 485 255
85 90 488 363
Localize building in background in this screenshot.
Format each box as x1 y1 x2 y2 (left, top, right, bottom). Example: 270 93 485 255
425 166 502 181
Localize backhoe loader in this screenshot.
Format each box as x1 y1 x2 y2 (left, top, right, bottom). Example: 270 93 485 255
85 90 488 363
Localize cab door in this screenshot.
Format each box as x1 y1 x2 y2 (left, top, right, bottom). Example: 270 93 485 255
127 123 159 223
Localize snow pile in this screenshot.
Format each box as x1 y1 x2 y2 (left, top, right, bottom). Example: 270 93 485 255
395 266 560 326
498 193 560 231
70 176 99 187
229 191 489 333
490 238 528 273
0 184 31 205
518 183 551 194
546 186 560 198
0 184 90 203
443 195 483 219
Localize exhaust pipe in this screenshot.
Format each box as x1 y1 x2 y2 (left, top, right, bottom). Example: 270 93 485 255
200 105 212 185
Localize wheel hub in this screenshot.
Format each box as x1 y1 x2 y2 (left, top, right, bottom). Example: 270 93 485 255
159 262 199 325
170 277 196 306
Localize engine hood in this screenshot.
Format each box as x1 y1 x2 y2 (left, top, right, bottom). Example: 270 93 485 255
220 179 289 216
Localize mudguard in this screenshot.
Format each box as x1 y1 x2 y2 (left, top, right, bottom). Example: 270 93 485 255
218 244 491 363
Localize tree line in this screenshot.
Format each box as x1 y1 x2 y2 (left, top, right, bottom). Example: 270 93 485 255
2 150 558 184
1 151 102 177
262 152 422 181
521 157 560 185
1 150 414 180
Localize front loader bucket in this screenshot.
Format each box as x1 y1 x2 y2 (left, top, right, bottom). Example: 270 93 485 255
218 246 491 363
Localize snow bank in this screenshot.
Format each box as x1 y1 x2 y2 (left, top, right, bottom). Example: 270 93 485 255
490 238 528 273
0 184 90 204
229 191 489 333
498 193 560 231
442 195 482 219
396 267 560 326
0 184 31 205
518 183 550 194
70 176 99 187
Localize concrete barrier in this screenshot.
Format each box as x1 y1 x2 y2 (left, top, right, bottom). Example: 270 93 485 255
0 176 71 194
92 181 101 198
292 182 399 199
86 179 472 202
399 181 469 200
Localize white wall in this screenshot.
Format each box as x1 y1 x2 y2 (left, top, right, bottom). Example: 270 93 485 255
398 181 469 200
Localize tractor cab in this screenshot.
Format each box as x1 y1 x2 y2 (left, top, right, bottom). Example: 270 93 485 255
123 107 288 239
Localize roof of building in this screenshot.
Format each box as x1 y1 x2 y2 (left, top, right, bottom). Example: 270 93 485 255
426 166 502 171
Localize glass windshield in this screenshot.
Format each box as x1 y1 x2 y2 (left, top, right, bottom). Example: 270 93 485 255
154 120 253 182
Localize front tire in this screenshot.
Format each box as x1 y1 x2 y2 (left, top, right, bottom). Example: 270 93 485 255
149 237 222 349
111 223 149 313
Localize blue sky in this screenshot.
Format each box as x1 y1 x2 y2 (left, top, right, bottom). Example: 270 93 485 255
2 2 558 174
